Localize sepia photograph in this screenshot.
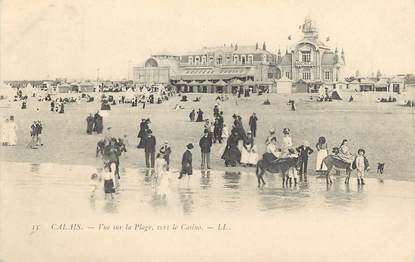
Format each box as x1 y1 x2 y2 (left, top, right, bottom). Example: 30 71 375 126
0 0 414 261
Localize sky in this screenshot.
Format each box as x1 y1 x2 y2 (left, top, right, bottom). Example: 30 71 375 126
1 0 414 80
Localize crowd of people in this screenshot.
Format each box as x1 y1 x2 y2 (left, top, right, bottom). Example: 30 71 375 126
0 85 372 201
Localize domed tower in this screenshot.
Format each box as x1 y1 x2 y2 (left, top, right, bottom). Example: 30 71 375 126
302 16 319 39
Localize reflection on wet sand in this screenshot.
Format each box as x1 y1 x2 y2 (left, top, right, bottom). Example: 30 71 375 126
0 162 413 217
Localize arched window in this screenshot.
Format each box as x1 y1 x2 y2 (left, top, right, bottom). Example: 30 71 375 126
189 57 193 65
241 55 246 65
201 56 206 65
195 56 200 65
233 55 239 64
217 55 222 64
247 55 253 64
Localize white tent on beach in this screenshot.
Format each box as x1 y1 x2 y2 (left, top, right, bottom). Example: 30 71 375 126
0 83 16 99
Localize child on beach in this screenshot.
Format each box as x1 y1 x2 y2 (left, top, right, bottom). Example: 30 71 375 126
355 149 369 185
103 163 116 199
90 173 100 199
287 148 299 186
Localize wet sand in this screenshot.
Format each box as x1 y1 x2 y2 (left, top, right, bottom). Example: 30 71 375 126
1 161 414 261
0 93 414 182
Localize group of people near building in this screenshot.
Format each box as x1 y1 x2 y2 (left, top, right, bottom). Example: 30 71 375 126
0 116 18 146
50 100 65 113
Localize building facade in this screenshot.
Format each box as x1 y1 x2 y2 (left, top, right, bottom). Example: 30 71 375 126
133 17 346 93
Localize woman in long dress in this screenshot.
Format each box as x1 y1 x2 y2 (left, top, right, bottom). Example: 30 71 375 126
221 130 241 167
154 154 169 198
337 139 355 167
8 117 18 146
240 132 258 166
1 118 10 146
281 128 293 157
315 136 328 172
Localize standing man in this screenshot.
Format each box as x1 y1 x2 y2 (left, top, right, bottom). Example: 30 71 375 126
199 130 212 170
249 112 258 138
86 114 94 134
144 129 156 168
296 141 314 180
178 143 193 179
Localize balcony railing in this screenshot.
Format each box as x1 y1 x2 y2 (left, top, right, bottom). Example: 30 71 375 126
295 61 315 67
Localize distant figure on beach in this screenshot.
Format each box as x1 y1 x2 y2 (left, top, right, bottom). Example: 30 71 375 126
59 103 65 114
86 114 94 134
248 112 258 137
1 118 10 146
288 100 296 111
93 111 103 134
189 109 195 122
196 109 204 122
144 130 156 168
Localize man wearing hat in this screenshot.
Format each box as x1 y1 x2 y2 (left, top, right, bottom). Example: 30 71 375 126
248 112 258 138
178 143 193 179
144 129 156 168
199 130 212 170
296 141 314 179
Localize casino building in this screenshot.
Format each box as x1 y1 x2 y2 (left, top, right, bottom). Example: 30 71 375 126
133 17 345 93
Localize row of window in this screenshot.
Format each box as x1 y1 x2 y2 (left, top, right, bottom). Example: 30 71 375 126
300 71 331 80
188 55 255 65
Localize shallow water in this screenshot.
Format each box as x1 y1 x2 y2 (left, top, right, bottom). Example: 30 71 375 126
1 161 414 262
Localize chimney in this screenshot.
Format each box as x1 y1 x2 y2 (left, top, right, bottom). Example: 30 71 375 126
262 42 266 50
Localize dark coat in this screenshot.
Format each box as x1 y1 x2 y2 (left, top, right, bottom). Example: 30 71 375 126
137 121 147 138
296 145 314 160
221 134 241 163
249 116 258 129
144 135 156 153
199 136 212 153
181 150 192 174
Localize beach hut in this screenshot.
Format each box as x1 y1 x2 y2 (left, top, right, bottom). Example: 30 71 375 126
275 76 292 94
389 76 405 93
57 83 71 93
175 80 188 93
79 82 96 93
348 79 360 91
199 80 213 93
359 78 375 92
230 78 243 93
188 80 199 93
374 78 389 92
215 79 228 93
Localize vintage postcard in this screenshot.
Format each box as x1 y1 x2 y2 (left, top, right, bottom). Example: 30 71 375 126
0 0 414 261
